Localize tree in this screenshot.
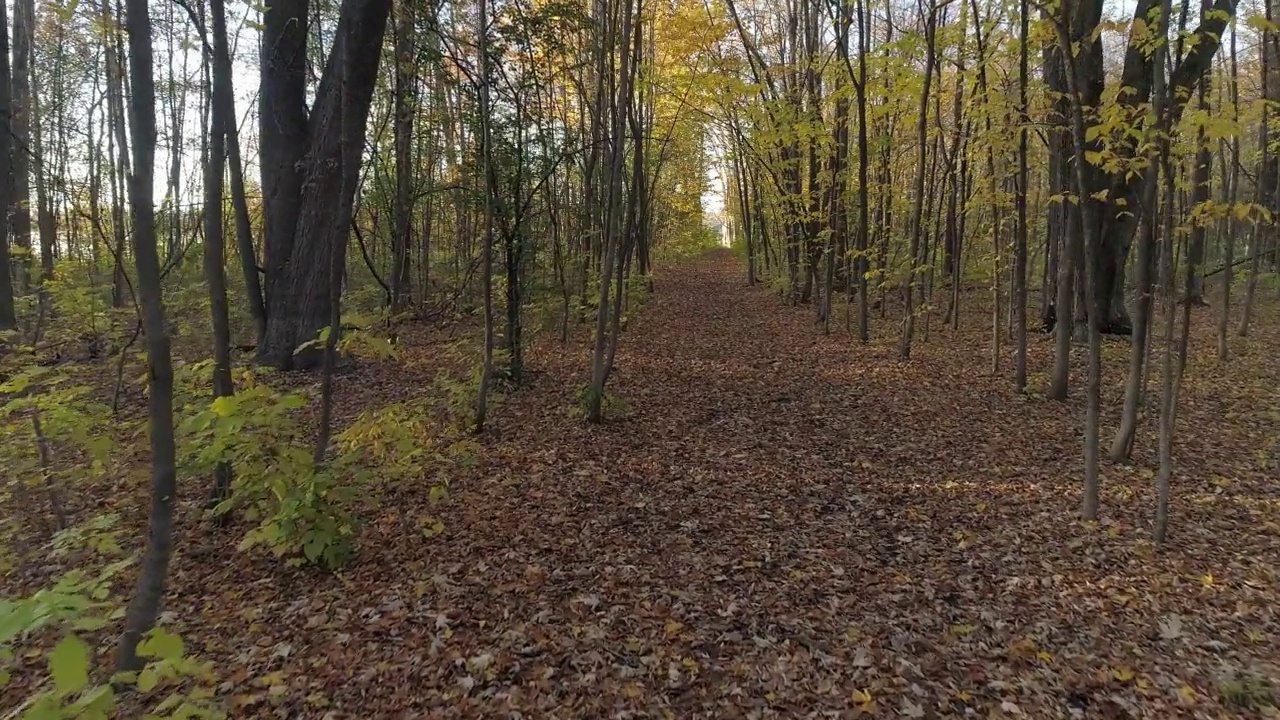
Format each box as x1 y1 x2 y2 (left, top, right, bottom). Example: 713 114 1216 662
115 0 178 672
0 0 15 330
257 0 393 369
204 0 235 504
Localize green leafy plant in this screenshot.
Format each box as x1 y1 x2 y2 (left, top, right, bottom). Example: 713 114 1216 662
0 366 114 540
179 367 356 570
0 518 220 719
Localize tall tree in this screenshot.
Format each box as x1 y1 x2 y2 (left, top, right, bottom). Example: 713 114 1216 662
0 0 15 330
257 0 394 368
115 0 179 672
11 0 33 290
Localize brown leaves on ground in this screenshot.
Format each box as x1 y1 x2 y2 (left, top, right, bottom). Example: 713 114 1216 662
33 251 1280 718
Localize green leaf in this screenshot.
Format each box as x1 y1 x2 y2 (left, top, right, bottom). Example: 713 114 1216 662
137 628 184 662
137 665 159 692
68 684 114 713
429 484 449 505
211 395 238 417
49 634 90 695
20 695 62 720
72 616 111 632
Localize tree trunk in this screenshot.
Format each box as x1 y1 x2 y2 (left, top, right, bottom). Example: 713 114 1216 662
115 0 178 672
1014 0 1029 392
204 8 235 506
258 0 393 368
475 0 495 432
391 0 415 310
1052 8 1105 521
105 4 131 309
1239 0 1275 336
899 0 936 359
209 0 267 346
1218 25 1239 360
259 0 309 317
0 0 15 330
11 0 33 291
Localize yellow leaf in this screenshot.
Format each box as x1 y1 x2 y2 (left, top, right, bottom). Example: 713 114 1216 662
1245 629 1265 644
851 688 873 704
682 657 700 673
955 690 973 702
664 620 685 639
1200 573 1215 587
624 682 643 698
1036 650 1054 663
1010 637 1036 655
1177 685 1197 703
951 623 976 637
1112 666 1136 683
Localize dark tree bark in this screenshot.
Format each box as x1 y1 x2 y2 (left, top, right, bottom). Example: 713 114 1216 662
105 4 131 309
1217 21 1239 360
1049 0 1236 334
258 0 393 368
1014 0 1029 392
853 0 870 342
115 0 179 673
0 0 15 330
475 0 495 431
391 0 414 311
211 0 267 346
204 0 235 505
1051 3 1106 521
259 0 309 313
10 0 32 290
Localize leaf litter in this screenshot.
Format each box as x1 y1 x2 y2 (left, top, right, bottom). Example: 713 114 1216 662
15 250 1280 719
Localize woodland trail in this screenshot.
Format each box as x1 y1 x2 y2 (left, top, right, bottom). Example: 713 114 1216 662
182 249 1279 718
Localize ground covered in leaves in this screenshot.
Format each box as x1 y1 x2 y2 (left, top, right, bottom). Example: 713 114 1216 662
20 250 1280 718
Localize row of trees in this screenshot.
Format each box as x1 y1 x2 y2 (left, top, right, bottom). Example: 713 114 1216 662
713 0 1276 534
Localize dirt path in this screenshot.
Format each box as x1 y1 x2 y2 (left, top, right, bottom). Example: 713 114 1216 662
184 250 1279 718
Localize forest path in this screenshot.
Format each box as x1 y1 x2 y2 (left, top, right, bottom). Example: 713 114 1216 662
189 250 1280 718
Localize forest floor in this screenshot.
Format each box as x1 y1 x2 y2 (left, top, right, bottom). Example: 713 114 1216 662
13 249 1280 719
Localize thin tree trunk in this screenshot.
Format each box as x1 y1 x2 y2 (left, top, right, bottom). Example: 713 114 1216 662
475 0 495 432
391 0 415 310
211 0 266 346
116 0 179 672
1052 8 1105 521
899 0 937 359
204 17 234 506
1218 23 1239 360
0 0 16 330
11 0 33 291
1014 0 1029 391
1238 2 1271 337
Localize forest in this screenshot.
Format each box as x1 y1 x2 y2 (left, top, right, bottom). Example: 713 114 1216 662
0 0 1278 712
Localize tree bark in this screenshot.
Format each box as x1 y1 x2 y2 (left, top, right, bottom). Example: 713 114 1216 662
391 0 415 311
10 0 33 290
258 0 393 368
0 0 16 329
204 5 235 506
899 0 937 360
116 0 179 672
475 0 495 432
